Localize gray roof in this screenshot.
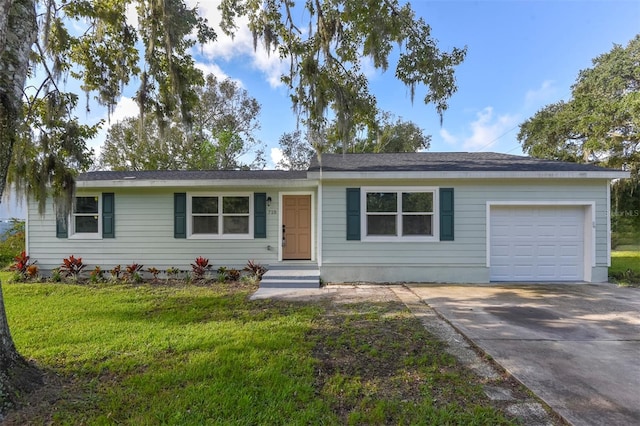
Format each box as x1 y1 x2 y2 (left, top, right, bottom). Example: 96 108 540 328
308 152 621 173
78 169 307 181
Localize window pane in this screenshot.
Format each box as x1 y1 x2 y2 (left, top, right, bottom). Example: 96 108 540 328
193 216 218 234
193 197 218 214
75 197 98 214
366 193 397 212
75 216 98 233
367 215 396 236
223 216 249 234
403 215 433 236
223 196 250 214
402 192 433 213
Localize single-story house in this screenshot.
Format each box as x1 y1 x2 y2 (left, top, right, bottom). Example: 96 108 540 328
26 152 628 283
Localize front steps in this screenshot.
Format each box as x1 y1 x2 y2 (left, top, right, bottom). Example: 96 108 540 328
259 264 320 289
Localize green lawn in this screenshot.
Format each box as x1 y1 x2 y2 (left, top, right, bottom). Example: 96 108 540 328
0 277 518 425
610 248 640 286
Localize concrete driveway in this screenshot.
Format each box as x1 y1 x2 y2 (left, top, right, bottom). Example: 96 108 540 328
407 283 640 426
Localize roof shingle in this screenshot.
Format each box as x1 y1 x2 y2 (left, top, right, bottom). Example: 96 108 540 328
308 152 621 173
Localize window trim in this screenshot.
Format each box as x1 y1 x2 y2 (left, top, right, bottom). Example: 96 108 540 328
187 192 254 239
69 194 102 240
360 186 439 242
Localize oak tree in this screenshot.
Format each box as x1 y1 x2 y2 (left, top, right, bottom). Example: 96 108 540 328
0 0 215 413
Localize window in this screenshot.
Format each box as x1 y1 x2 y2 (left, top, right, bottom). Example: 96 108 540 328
189 194 252 238
362 187 437 241
71 195 101 238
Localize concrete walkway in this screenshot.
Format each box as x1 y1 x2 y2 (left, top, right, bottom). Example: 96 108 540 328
407 283 640 426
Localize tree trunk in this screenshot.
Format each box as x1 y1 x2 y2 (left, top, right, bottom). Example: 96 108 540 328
0 0 42 417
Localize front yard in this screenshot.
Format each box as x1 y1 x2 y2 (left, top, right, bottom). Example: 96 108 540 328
0 276 524 425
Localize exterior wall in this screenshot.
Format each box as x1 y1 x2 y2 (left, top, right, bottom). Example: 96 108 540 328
320 178 611 283
27 184 315 273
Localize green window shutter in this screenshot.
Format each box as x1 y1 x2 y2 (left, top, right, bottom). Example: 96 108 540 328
102 192 115 238
56 214 68 238
439 188 454 241
174 193 187 239
254 192 267 238
346 188 361 241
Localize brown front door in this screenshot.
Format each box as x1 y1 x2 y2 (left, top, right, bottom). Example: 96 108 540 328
282 195 312 260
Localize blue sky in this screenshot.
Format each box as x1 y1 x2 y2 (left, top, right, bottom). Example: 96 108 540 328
86 0 640 162
182 0 639 163
1 0 639 218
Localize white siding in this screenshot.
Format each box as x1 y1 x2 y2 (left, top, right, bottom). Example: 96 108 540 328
320 179 610 283
27 186 313 271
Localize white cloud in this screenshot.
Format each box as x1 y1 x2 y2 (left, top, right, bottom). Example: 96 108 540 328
439 128 458 145
108 96 139 124
524 80 557 109
189 0 288 88
195 61 233 82
270 147 284 170
462 107 519 151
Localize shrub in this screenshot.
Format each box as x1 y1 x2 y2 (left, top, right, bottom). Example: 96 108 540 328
60 255 87 281
166 267 181 281
191 257 212 281
244 260 267 279
9 251 36 280
227 268 241 281
0 219 25 267
50 267 62 283
125 263 144 283
90 266 105 284
109 265 122 282
147 267 160 282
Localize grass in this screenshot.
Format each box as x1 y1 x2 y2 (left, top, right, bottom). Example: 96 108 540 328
0 277 520 425
610 248 640 287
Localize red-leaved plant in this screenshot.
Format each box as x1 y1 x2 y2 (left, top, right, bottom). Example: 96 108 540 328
191 256 212 281
9 251 37 279
244 260 267 279
60 255 86 280
125 263 144 283
9 251 35 278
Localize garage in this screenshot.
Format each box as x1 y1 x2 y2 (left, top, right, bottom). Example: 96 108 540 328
489 205 587 281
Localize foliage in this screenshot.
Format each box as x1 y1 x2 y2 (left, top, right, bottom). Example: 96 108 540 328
8 251 36 280
244 260 267 279
611 179 640 248
59 255 86 281
277 130 315 170
50 268 62 283
518 35 640 173
191 74 264 170
99 75 265 171
89 266 104 284
609 250 640 287
2 283 519 424
325 113 432 153
147 267 160 283
124 263 144 283
109 265 122 283
3 0 216 215
166 267 181 280
191 256 212 281
227 268 241 282
0 219 25 267
220 0 465 149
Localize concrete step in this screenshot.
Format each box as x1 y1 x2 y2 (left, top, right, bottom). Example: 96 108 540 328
259 265 320 289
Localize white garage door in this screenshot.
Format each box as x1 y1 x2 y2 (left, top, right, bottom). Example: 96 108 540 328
490 206 585 281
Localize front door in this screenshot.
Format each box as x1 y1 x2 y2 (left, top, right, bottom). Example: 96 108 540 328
282 195 312 260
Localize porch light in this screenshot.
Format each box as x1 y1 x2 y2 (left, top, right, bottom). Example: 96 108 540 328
267 196 272 206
